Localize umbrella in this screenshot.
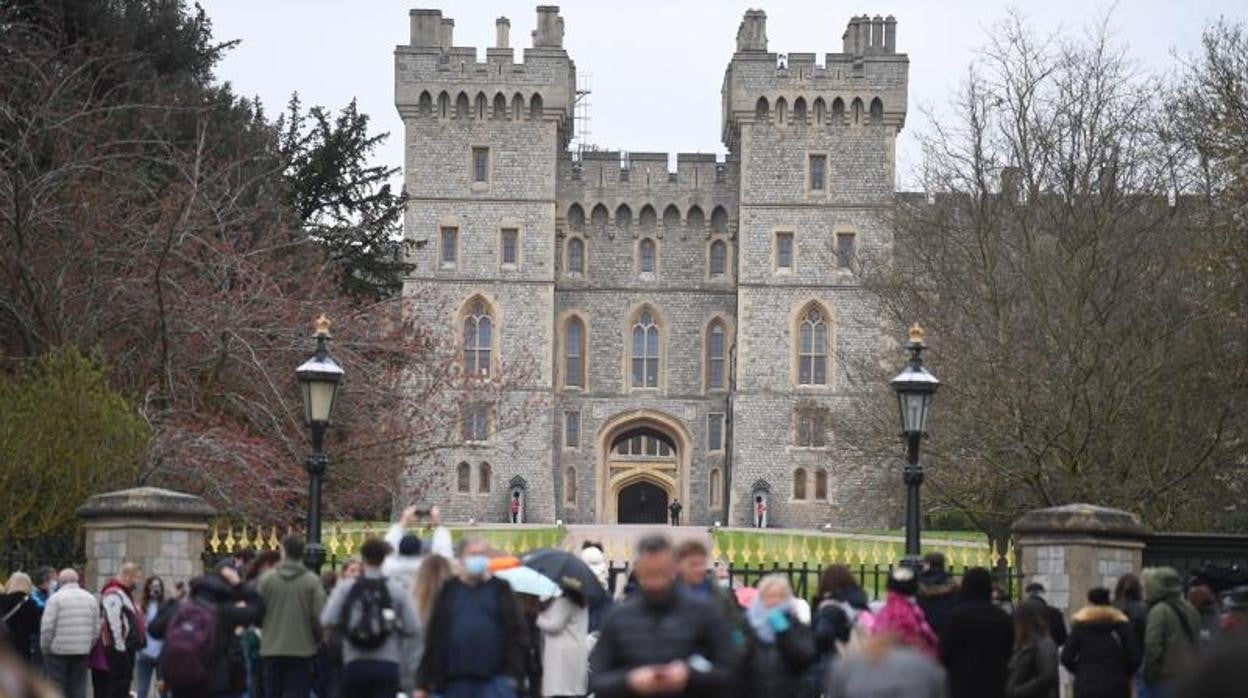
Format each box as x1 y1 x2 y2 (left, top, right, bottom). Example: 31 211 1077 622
494 566 563 599
488 555 521 572
521 549 609 607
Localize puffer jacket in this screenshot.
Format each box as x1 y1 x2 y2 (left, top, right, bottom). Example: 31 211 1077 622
742 610 817 698
39 582 100 656
1142 567 1201 683
589 587 740 698
1060 604 1139 698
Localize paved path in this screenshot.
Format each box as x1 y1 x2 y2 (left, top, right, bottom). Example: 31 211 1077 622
564 524 711 562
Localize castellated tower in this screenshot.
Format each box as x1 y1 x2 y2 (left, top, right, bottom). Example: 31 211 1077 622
395 7 574 522
396 6 907 529
721 11 909 527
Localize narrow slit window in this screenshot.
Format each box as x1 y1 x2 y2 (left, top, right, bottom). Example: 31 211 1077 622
776 232 794 270
836 232 856 269
501 228 519 266
472 147 489 183
440 227 458 267
809 154 826 191
708 413 724 451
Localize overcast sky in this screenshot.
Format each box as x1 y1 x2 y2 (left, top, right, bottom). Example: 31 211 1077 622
199 0 1241 189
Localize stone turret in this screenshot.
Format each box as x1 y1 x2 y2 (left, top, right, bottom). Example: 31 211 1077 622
736 9 767 52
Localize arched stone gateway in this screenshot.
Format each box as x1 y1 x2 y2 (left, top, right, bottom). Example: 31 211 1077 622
595 409 691 523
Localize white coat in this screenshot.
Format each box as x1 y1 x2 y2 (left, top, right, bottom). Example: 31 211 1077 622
536 596 589 697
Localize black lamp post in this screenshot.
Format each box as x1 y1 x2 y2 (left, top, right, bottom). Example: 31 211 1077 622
890 323 940 568
295 314 344 573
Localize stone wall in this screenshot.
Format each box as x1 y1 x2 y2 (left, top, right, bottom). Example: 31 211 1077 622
1013 504 1149 617
76 487 216 592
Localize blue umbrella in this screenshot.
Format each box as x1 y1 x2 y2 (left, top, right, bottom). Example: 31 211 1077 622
495 565 563 599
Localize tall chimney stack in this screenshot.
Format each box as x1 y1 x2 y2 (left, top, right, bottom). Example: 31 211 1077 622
495 17 510 48
439 17 454 50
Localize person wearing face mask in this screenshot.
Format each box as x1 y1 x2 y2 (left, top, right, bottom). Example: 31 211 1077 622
415 538 528 698
741 575 817 698
590 534 739 698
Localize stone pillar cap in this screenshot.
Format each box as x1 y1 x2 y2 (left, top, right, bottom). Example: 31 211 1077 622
77 487 218 521
1012 503 1150 538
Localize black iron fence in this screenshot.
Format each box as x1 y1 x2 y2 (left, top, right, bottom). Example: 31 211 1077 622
1 535 84 577
607 560 1025 602
1142 532 1248 591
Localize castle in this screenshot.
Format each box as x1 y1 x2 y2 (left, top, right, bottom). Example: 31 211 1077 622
395 6 909 528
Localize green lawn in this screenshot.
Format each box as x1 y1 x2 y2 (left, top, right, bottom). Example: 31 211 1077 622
317 522 566 558
711 529 999 569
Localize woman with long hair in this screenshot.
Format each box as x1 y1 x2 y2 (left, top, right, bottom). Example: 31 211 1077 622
1006 603 1059 698
134 576 169 698
742 574 818 698
811 565 872 685
401 555 452 696
1 572 40 662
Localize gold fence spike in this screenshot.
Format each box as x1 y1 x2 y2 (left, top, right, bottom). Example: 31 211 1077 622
960 545 970 568
945 545 957 569
252 526 265 550
268 526 280 551
208 524 221 554
1006 540 1016 569
825 537 837 564
886 541 898 562
223 525 236 553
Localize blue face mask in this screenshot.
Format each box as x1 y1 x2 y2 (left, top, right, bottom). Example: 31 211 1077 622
464 555 489 577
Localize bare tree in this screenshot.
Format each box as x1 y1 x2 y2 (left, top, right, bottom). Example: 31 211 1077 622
841 13 1248 543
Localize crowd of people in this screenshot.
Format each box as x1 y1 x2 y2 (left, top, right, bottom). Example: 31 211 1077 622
3 520 1247 698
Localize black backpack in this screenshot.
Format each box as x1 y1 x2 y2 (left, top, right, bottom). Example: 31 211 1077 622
340 577 396 649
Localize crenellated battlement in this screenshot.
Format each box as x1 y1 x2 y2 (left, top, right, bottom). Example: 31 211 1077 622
721 10 909 151
395 6 576 127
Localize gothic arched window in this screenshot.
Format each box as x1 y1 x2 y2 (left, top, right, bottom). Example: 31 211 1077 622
463 300 493 378
565 467 577 504
709 240 727 277
567 237 584 275
793 467 808 500
631 310 660 388
478 462 492 493
639 238 656 274
456 462 471 493
797 304 829 385
564 316 585 388
707 321 727 390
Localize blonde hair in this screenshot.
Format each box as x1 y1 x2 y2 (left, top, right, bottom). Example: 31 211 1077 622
412 555 453 625
757 573 793 598
4 572 33 595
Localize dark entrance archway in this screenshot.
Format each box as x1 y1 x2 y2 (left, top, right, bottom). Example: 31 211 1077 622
617 481 669 524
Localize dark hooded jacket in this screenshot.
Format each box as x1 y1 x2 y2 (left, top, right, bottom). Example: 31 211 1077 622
940 597 1014 698
917 568 959 635
1143 568 1201 684
150 572 264 698
741 608 817 698
1060 604 1140 698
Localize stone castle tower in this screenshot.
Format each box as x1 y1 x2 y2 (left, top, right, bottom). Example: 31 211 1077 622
395 6 909 528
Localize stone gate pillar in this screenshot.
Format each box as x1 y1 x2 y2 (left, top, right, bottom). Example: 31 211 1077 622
1012 503 1149 618
76 487 217 592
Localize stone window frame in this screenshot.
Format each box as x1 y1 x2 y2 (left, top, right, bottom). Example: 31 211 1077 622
456 461 471 493
793 467 808 501
461 403 493 445
624 303 666 393
478 461 492 495
773 229 796 275
833 227 858 273
806 150 829 196
564 235 586 277
470 145 492 193
499 227 521 270
563 409 581 451
789 299 835 390
706 237 731 280
814 468 829 501
709 467 722 508
439 225 460 271
707 412 725 452
791 402 831 451
702 316 732 394
457 293 501 381
557 310 589 392
637 236 659 279
564 465 578 506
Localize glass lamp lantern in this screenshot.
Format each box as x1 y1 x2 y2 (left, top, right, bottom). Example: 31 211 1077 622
890 323 940 437
296 314 344 426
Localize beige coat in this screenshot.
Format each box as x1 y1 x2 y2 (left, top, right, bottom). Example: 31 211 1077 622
536 596 589 697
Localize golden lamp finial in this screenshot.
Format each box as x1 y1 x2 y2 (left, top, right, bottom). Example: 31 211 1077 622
313 314 332 337
908 322 925 344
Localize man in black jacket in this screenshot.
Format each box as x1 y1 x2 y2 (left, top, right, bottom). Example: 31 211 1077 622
939 567 1013 698
416 538 528 698
590 534 739 697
